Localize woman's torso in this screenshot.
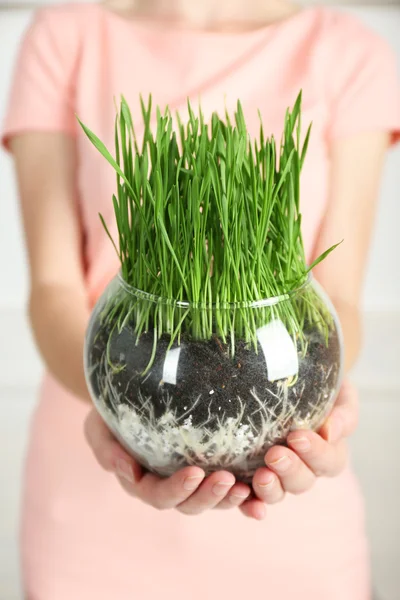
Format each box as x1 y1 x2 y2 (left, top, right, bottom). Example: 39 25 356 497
15 5 375 597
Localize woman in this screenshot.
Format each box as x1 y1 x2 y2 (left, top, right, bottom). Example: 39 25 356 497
2 0 400 598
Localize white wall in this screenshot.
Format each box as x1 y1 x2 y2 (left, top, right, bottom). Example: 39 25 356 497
1 5 400 313
345 6 400 312
1 10 33 311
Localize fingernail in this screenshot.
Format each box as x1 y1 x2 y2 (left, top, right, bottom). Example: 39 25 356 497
229 493 250 505
256 475 275 489
183 475 204 491
328 416 343 442
212 482 233 496
289 436 311 452
115 458 134 484
268 456 291 473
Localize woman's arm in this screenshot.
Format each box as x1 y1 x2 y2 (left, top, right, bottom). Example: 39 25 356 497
312 131 391 371
10 132 91 401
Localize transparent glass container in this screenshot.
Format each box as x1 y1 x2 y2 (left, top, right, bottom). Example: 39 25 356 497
84 274 343 482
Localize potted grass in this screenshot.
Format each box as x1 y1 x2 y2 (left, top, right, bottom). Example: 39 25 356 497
81 93 343 482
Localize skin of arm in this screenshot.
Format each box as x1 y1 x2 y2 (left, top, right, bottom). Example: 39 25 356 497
10 133 91 402
312 131 391 372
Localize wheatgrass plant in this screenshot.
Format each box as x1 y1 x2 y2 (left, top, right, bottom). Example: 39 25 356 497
79 93 339 360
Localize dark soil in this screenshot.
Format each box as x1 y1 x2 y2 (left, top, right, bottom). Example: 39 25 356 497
87 319 341 436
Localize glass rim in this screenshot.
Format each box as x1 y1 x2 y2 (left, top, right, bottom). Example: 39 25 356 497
116 272 313 309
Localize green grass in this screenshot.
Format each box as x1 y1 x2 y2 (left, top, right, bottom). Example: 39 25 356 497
79 92 339 358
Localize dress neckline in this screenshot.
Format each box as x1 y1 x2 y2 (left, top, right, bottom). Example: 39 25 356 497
95 3 316 42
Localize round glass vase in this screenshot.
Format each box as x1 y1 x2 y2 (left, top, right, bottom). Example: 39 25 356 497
84 274 343 483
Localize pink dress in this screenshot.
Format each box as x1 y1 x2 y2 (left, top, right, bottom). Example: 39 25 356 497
3 4 400 599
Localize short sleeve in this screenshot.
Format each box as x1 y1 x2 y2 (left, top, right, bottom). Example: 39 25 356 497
327 16 400 145
1 8 79 151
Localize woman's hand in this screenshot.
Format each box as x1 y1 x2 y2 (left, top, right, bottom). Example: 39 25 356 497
84 411 268 519
252 380 359 504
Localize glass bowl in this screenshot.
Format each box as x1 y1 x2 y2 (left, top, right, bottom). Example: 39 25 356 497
84 273 343 482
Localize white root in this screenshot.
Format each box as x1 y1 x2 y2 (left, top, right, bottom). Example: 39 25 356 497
93 364 337 481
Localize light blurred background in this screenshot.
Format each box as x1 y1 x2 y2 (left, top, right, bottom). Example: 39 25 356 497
0 1 399 599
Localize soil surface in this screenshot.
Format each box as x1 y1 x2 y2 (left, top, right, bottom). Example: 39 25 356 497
87 321 341 435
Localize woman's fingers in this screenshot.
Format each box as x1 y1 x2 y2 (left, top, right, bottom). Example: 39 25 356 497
84 410 143 483
215 482 252 509
287 432 348 477
264 446 315 494
239 497 267 520
176 471 235 515
252 468 285 504
116 464 209 509
84 409 122 471
133 467 207 509
319 381 359 442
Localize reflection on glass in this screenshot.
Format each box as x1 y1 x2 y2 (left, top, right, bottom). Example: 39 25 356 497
256 319 299 382
162 347 182 385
